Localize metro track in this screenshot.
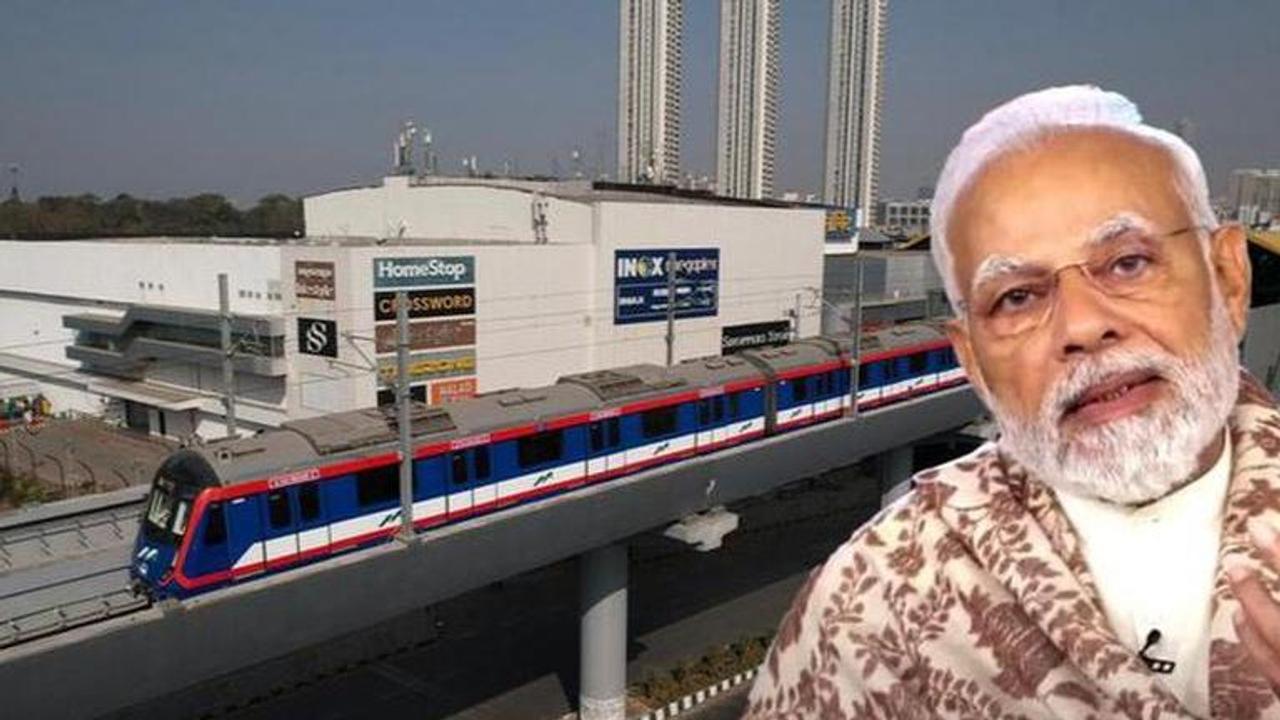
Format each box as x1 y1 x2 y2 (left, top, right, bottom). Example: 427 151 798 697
0 488 150 649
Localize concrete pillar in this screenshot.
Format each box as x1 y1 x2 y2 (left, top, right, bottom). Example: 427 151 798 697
579 543 628 720
879 444 915 508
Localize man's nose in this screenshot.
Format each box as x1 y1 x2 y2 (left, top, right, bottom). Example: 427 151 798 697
1050 267 1121 358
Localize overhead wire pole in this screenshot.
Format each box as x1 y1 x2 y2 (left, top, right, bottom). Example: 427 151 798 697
218 273 237 438
664 250 677 366
395 289 415 541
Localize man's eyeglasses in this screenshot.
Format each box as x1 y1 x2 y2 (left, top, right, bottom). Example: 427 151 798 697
961 225 1202 340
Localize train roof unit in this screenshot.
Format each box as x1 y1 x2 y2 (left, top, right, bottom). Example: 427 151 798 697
738 339 844 380
859 322 949 361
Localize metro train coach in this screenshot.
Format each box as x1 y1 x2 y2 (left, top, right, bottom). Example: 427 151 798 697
132 323 965 600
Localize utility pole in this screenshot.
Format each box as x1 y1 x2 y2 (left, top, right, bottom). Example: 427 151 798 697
850 254 865 419
664 251 677 367
395 289 415 541
218 273 237 438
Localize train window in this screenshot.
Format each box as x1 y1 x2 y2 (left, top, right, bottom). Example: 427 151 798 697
698 399 712 426
475 446 491 481
608 418 620 446
299 484 321 522
357 464 400 506
792 378 809 403
518 430 563 468
728 392 741 419
641 406 678 438
910 353 927 373
589 421 605 452
203 503 227 546
713 397 725 423
451 452 469 485
267 490 291 528
172 501 191 536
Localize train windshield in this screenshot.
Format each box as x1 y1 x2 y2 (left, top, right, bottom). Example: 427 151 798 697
144 475 193 544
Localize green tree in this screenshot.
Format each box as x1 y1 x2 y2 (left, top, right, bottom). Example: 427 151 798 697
244 194 302 237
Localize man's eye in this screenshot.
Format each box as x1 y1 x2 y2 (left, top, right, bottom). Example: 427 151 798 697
1109 253 1152 279
992 288 1037 314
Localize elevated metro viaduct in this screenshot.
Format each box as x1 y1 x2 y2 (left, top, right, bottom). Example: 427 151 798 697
0 386 981 719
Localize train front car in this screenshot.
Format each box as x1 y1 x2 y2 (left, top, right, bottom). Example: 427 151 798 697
131 449 220 600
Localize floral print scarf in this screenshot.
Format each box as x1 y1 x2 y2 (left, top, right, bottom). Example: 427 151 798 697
746 373 1280 719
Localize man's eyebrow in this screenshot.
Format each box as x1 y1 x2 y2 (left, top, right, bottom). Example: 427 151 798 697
1084 213 1151 249
969 254 1038 294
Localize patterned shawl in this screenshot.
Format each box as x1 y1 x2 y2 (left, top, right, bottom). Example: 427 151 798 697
746 373 1280 719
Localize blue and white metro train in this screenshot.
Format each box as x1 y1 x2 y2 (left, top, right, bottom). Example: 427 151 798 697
131 323 966 599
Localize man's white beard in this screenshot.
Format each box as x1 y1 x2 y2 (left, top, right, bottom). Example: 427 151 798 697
986 296 1239 505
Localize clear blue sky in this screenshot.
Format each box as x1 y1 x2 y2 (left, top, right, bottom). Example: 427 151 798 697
2 1 1277 204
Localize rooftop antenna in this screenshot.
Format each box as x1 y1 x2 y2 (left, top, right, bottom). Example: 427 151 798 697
570 146 585 179
419 128 434 176
393 121 417 175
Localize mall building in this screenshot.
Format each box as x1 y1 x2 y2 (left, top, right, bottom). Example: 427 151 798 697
0 178 828 439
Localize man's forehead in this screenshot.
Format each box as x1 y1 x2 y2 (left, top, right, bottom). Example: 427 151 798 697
946 130 1187 283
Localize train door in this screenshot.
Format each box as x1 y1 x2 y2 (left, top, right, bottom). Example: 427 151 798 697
695 396 727 451
184 499 230 582
225 496 263 579
907 352 930 395
469 446 495 510
587 417 622 480
446 450 477 519
295 482 330 560
261 487 299 570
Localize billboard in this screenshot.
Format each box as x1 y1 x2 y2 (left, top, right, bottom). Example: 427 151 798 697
825 209 854 242
374 288 476 321
373 255 477 405
297 318 338 358
721 320 791 354
373 256 475 288
377 349 477 384
613 248 719 325
430 378 478 405
374 319 475 353
295 261 336 300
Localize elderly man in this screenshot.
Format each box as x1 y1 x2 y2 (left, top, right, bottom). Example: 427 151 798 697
746 85 1280 718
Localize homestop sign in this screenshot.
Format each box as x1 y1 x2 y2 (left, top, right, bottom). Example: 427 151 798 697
614 248 719 325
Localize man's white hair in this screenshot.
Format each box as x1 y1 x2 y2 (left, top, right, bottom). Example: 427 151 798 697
929 85 1218 312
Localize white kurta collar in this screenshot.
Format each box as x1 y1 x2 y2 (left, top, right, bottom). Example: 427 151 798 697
1056 430 1232 718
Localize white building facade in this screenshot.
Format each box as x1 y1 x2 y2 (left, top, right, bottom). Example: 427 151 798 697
0 179 824 440
617 0 684 185
715 0 780 200
823 0 888 222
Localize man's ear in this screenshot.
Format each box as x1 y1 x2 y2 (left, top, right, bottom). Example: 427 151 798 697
945 316 991 402
1209 223 1251 338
